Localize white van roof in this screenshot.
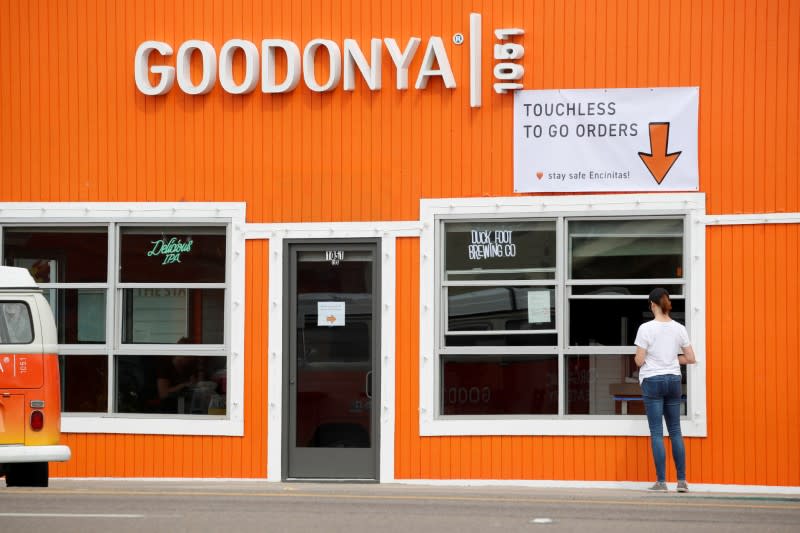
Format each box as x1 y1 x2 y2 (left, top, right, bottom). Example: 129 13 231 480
0 266 38 289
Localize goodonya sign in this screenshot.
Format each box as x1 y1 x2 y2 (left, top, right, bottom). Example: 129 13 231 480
135 13 521 107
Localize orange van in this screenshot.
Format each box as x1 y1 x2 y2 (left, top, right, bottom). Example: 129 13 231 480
0 266 70 486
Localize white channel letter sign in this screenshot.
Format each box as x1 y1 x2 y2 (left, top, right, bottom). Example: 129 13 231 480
134 13 523 108
514 87 699 192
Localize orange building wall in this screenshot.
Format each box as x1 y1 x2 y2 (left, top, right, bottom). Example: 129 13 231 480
1 0 798 218
0 1 798 484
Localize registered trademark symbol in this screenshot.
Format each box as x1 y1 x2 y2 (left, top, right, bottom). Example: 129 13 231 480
452 33 464 45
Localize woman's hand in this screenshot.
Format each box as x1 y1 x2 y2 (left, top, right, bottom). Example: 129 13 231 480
678 345 697 365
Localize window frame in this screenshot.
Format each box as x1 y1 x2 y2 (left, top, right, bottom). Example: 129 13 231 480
0 204 245 436
419 193 707 437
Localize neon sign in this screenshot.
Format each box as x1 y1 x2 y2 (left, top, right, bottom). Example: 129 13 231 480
147 237 194 265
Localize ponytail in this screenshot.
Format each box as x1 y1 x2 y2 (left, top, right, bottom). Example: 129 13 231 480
648 287 672 316
657 293 672 314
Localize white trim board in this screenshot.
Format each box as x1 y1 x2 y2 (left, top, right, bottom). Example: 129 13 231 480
418 193 708 437
702 213 800 225
0 202 246 221
245 221 421 239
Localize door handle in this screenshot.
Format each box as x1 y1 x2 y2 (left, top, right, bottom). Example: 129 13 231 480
365 371 372 399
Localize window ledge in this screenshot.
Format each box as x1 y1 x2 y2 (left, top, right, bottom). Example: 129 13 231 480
61 415 243 436
420 417 707 437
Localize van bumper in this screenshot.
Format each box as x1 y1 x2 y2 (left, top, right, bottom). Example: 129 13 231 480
0 445 71 463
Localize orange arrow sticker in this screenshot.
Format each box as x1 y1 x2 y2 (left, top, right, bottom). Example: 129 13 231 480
638 122 681 184
326 315 337 324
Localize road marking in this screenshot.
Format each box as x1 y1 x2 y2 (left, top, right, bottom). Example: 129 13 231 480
5 488 800 511
0 513 144 519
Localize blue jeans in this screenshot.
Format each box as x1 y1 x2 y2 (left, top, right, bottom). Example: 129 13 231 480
641 375 686 482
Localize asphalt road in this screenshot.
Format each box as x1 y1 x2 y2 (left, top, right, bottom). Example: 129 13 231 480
1 480 798 533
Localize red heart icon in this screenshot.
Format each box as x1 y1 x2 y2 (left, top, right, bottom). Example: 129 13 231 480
536 171 544 179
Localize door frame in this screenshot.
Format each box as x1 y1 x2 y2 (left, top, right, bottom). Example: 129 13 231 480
281 238 381 481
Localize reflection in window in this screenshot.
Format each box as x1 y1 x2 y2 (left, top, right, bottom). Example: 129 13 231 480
0 302 33 344
43 289 106 344
447 286 555 333
569 219 683 279
115 355 227 415
442 356 558 415
570 284 684 296
3 228 108 283
566 354 686 415
121 289 224 344
569 299 685 346
60 355 108 412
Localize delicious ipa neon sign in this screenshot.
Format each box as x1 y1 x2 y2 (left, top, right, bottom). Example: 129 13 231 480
147 237 194 265
134 13 523 107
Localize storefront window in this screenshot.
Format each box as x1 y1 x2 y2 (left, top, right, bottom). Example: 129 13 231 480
113 225 229 415
565 354 686 416
445 221 556 281
3 228 108 283
115 355 227 415
120 227 226 283
1 223 230 420
569 219 683 279
59 355 108 413
42 289 106 344
437 216 686 418
121 288 224 344
442 356 558 415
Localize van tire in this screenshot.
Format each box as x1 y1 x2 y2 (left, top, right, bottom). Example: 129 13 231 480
5 462 49 487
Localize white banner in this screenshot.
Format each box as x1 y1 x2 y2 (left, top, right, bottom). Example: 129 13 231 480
514 87 699 192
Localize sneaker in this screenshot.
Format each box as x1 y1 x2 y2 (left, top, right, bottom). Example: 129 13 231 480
677 480 689 493
648 481 668 491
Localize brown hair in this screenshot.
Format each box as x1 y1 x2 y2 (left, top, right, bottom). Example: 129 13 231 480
648 288 672 315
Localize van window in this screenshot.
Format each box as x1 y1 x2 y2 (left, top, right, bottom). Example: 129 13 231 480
0 301 34 344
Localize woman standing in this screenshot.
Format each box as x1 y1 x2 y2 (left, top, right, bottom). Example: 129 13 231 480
634 288 697 492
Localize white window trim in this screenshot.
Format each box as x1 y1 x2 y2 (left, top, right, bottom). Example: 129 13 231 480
419 193 708 437
0 202 246 436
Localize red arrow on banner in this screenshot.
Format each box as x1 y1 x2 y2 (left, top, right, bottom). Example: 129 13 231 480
638 122 682 184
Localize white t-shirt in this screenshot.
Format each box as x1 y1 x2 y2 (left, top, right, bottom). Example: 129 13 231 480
634 319 691 383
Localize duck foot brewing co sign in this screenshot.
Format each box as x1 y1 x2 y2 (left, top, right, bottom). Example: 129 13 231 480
513 87 699 192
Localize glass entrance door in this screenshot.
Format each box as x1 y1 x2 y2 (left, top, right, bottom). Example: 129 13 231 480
286 242 379 479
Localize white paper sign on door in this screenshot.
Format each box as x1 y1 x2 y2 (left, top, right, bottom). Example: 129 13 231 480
528 290 551 324
514 87 699 192
318 301 346 327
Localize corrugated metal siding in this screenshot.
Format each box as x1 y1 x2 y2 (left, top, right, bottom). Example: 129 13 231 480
1 1 798 483
1 1 797 218
396 227 800 485
704 224 800 486
50 240 269 478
